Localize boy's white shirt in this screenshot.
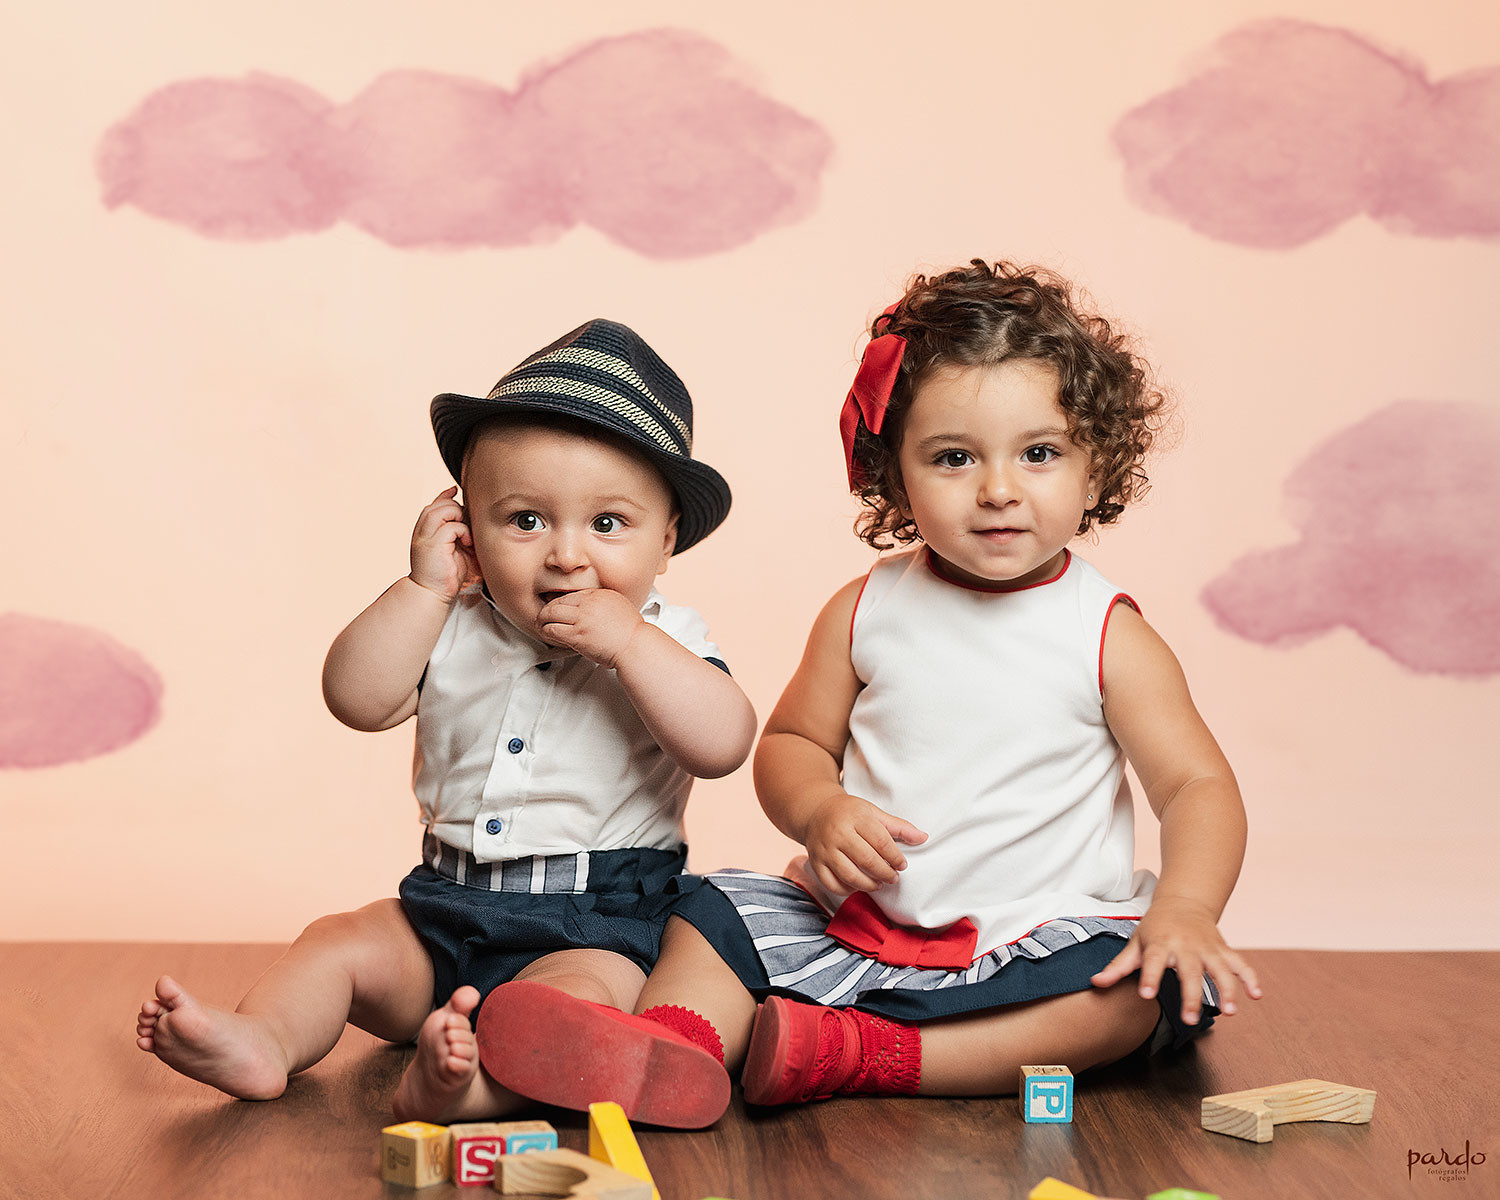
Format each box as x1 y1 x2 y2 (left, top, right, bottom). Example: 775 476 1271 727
412 583 721 861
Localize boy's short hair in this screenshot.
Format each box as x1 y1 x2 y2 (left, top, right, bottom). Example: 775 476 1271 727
851 259 1171 549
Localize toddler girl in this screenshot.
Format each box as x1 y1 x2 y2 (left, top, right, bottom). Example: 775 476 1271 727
475 261 1261 1123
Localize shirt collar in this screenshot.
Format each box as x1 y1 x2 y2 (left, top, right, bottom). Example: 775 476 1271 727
472 583 667 665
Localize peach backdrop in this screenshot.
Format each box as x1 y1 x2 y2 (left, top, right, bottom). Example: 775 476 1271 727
4 1 1497 948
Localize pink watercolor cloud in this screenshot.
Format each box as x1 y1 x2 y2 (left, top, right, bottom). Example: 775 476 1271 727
97 29 832 258
1113 19 1500 248
1201 401 1500 676
0 614 164 769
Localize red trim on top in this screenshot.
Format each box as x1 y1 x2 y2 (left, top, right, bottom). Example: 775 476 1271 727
923 546 1072 593
1097 592 1141 697
850 568 874 648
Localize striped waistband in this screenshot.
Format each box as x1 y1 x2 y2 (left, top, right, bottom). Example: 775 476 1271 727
422 830 594 894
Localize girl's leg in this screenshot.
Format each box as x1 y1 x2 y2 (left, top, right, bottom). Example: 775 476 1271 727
745 979 1159 1104
916 980 1160 1094
137 899 433 1100
394 947 648 1124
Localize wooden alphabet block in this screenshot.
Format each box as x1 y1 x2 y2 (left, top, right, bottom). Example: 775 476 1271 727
380 1121 451 1189
588 1102 660 1200
1201 1078 1376 1143
1020 1065 1074 1123
498 1119 559 1155
1027 1178 1096 1200
450 1120 559 1186
493 1148 651 1200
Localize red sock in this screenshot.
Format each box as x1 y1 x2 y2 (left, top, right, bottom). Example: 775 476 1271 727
640 1004 725 1065
842 1009 921 1096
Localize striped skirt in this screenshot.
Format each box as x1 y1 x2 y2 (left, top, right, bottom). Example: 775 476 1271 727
669 869 1219 1052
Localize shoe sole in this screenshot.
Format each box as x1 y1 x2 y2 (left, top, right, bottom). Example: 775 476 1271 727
740 995 803 1106
475 981 730 1129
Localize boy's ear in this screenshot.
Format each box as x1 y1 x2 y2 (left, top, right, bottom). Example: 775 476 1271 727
657 512 679 572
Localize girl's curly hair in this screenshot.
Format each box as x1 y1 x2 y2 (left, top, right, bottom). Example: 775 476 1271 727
852 259 1171 549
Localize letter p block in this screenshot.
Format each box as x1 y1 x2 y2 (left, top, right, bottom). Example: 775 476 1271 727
1021 1065 1074 1124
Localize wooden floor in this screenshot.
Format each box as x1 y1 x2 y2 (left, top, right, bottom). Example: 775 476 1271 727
4 944 1497 1200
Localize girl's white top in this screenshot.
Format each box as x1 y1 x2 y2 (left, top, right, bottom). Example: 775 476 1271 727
818 547 1157 956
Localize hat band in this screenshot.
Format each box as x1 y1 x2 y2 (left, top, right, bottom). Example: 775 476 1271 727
486 375 690 457
491 346 692 449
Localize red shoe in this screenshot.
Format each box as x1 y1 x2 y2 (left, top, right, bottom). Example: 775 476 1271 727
740 995 920 1106
474 981 730 1128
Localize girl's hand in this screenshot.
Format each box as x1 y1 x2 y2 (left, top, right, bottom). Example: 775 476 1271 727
803 793 927 896
539 588 642 666
409 486 479 601
1089 895 1263 1026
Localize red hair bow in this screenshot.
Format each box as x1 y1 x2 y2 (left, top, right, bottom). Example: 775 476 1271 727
839 312 907 491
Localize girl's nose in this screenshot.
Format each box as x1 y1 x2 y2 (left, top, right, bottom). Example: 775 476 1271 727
976 465 1015 506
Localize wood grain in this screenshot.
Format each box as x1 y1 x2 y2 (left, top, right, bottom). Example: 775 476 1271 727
2 945 1497 1199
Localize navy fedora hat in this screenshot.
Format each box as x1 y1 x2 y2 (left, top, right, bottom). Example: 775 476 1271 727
431 319 731 554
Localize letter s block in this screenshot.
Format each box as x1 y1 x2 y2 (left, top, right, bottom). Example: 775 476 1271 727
450 1122 507 1186
1020 1065 1074 1124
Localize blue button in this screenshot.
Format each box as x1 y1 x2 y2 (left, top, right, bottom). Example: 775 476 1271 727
507 737 524 754
485 818 503 835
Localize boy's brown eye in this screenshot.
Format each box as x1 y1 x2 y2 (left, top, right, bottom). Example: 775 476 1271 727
592 515 623 534
513 512 541 532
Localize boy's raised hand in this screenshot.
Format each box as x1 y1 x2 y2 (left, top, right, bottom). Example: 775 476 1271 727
1089 894 1263 1026
539 588 643 667
803 792 928 896
409 486 479 602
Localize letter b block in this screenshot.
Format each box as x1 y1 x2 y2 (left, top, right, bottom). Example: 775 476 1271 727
1020 1065 1074 1124
380 1121 451 1189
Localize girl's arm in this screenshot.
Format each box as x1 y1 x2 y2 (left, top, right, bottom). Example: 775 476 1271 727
323 488 475 732
753 578 927 896
1090 602 1262 1021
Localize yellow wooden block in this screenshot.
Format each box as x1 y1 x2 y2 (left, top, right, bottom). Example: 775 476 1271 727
588 1102 660 1200
1028 1178 1097 1200
380 1121 451 1189
1201 1078 1376 1143
494 1148 651 1199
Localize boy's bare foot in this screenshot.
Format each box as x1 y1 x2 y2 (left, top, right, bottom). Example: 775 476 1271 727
393 986 516 1123
136 975 290 1100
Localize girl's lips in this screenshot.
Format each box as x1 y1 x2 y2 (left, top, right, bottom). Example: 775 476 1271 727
975 528 1024 542
538 590 573 604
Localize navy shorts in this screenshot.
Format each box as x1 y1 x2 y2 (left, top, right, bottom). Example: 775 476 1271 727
399 841 703 1009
